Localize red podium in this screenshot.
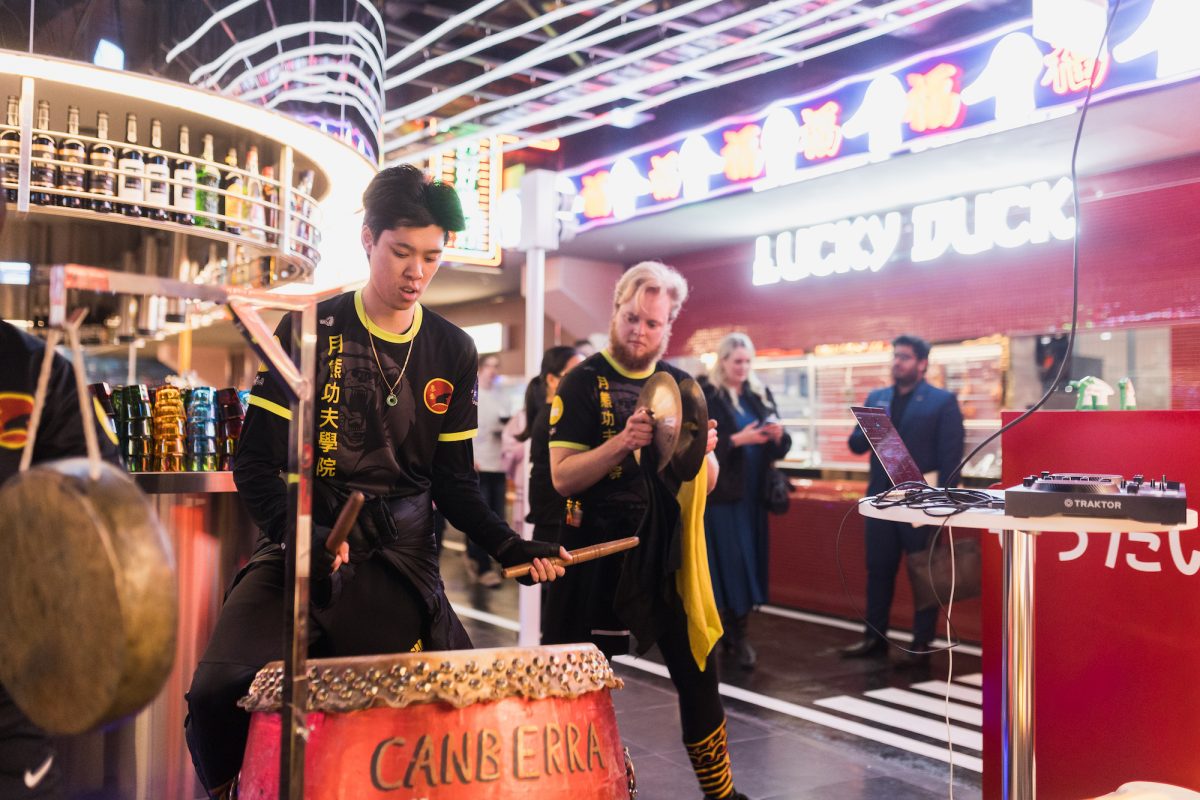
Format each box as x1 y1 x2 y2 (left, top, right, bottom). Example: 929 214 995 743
983 411 1200 799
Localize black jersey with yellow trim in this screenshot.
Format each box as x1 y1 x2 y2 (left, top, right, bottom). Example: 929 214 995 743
246 289 479 500
0 321 119 480
548 349 690 538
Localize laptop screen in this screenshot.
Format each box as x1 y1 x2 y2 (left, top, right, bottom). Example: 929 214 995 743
850 406 927 487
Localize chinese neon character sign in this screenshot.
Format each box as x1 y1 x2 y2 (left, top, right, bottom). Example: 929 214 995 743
904 63 966 132
1041 47 1111 94
581 171 613 219
648 151 683 201
720 125 764 181
799 101 843 160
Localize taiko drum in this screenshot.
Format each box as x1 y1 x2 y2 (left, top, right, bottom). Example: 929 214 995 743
238 643 635 799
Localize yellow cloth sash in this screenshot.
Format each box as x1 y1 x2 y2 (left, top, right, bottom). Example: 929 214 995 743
675 458 723 671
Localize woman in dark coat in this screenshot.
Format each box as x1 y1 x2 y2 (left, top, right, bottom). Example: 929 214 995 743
702 332 791 670
518 345 585 543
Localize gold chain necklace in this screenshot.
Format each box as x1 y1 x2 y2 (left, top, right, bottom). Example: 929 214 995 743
367 330 414 407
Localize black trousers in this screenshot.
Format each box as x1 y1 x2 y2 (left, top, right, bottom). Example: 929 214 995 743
0 685 61 799
864 517 938 645
184 554 425 794
653 601 726 744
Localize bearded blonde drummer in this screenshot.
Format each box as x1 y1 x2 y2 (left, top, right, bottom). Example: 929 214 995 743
544 262 752 800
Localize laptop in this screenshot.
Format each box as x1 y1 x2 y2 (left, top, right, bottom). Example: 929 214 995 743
850 406 927 487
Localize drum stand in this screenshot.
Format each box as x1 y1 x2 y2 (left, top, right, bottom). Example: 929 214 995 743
44 264 320 800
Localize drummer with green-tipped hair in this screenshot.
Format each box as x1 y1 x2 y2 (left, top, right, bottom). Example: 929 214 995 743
184 165 570 799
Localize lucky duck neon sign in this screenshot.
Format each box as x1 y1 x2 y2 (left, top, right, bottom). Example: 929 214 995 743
566 1 1196 231
751 177 1075 285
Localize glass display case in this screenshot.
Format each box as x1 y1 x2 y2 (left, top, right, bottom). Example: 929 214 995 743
741 337 1007 480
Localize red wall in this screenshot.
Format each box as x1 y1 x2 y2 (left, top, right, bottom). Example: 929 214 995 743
666 155 1200 388
985 411 1200 799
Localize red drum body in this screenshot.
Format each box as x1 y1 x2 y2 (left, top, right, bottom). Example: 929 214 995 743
239 644 634 799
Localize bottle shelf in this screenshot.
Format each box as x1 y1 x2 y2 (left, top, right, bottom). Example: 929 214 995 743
0 49 375 294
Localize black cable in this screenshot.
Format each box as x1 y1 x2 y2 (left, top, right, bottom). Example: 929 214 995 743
834 497 966 656
945 0 1123 487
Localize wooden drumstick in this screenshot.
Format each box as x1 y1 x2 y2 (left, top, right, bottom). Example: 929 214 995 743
325 491 365 555
501 536 640 579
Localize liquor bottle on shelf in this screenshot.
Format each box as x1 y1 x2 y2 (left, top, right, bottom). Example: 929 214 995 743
293 168 316 259
172 125 196 226
144 118 170 222
88 111 116 213
57 105 87 209
117 113 144 218
261 164 279 244
2 96 19 202
30 100 57 206
243 145 266 242
195 134 221 229
221 148 243 235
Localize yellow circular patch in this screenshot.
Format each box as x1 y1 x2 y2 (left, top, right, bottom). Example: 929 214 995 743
549 395 564 425
423 378 454 414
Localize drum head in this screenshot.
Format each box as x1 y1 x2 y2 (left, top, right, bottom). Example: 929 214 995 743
670 378 709 482
635 373 681 473
0 458 176 733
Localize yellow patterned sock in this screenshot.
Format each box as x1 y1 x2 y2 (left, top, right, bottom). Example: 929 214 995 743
684 719 735 799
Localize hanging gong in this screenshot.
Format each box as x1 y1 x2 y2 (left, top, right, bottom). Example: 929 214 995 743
0 457 177 734
670 378 710 482
634 372 682 473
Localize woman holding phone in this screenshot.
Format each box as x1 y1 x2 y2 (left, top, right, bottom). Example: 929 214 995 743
701 332 790 670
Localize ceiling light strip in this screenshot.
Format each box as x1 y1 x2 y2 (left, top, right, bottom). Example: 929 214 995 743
384 0 854 149
384 0 510 70
390 0 921 161
383 0 674 128
234 58 385 118
190 21 385 89
165 0 261 64
506 0 975 152
223 42 385 107
383 0 613 90
382 0 815 143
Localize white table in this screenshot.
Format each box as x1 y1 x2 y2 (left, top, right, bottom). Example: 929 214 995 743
858 492 1198 800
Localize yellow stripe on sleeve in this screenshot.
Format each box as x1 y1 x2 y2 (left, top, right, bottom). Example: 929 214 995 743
248 395 293 420
437 428 477 442
548 441 591 452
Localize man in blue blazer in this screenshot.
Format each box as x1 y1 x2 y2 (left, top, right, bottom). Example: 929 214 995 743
843 335 964 666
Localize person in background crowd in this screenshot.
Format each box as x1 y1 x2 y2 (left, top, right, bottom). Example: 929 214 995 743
517 345 584 545
573 337 597 358
701 332 790 671
545 261 754 800
843 334 964 667
0 198 121 800
468 352 506 587
184 165 568 799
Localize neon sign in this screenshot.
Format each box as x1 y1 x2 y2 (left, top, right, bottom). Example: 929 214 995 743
751 178 1075 285
435 137 502 268
567 2 1198 231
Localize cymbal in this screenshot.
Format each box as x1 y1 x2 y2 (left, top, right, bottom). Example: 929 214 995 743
671 378 709 482
635 372 682 473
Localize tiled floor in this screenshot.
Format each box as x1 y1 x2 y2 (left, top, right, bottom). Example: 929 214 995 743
444 541 983 800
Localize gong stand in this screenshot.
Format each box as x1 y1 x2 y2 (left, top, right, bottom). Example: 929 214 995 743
45 263 319 800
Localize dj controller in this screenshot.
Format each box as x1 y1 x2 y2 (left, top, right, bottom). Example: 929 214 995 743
1004 472 1188 525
